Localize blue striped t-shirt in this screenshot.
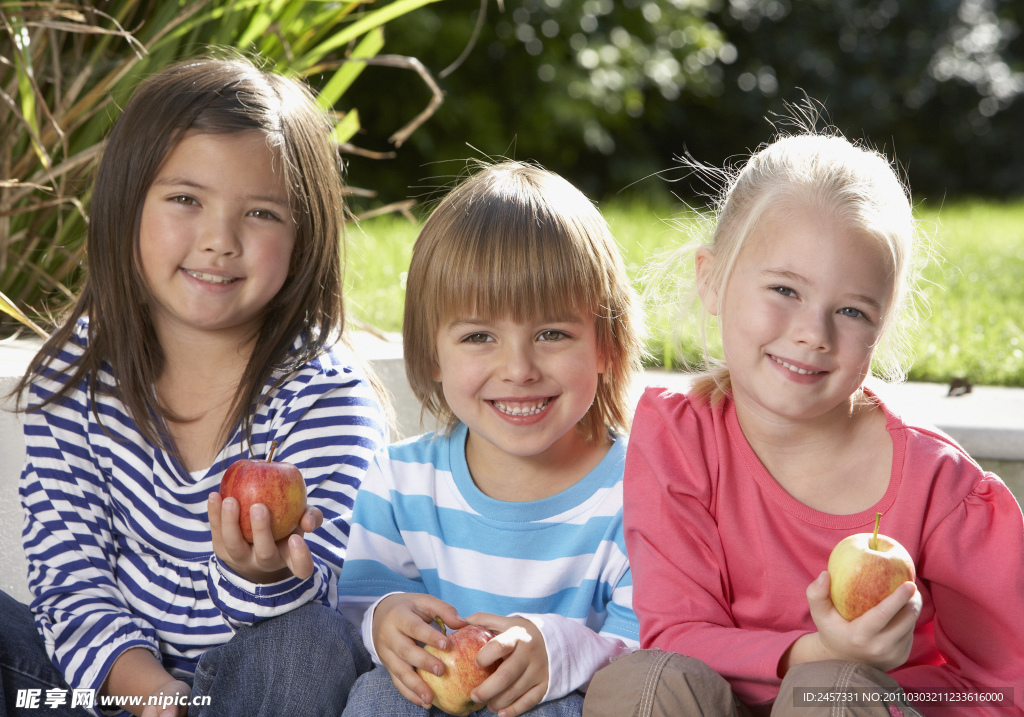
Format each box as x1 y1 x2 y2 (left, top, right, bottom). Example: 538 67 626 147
20 318 386 702
338 422 639 700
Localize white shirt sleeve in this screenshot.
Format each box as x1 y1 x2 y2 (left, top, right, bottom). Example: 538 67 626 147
514 612 636 701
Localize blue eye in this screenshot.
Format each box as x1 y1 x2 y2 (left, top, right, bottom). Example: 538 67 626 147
839 307 867 320
770 285 796 297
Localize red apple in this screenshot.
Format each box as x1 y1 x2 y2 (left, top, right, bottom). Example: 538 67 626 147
417 620 497 716
828 512 916 621
219 441 306 543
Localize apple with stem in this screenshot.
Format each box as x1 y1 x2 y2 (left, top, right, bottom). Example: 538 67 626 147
417 618 497 716
219 440 307 543
828 512 916 621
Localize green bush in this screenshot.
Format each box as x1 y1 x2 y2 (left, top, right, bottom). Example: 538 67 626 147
341 0 1024 206
0 0 443 327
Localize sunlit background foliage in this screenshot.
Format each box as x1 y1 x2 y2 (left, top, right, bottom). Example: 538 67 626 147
343 0 1024 204
3 0 1023 385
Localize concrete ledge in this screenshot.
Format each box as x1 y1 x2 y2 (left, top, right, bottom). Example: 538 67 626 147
347 330 429 440
643 369 1024 463
1 334 1021 606
869 380 1024 463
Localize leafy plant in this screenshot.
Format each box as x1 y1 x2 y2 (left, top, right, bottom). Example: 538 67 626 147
341 0 730 204
343 0 1024 211
0 0 444 332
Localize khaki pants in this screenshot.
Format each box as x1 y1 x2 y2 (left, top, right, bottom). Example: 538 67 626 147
582 650 925 717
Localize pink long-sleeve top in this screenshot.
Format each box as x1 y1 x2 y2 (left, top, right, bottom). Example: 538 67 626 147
624 386 1024 716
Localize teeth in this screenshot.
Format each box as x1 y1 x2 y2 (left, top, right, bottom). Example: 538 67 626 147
492 398 550 416
770 355 823 375
184 269 236 285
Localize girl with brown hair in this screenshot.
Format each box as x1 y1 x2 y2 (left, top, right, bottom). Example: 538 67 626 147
0 56 386 716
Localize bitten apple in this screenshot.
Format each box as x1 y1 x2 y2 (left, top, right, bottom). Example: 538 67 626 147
219 441 306 543
828 512 916 621
417 620 497 716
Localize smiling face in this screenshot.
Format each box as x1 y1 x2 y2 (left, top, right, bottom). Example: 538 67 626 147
138 130 296 345
434 311 605 470
703 207 895 424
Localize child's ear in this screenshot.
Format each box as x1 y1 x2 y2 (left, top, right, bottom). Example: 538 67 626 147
694 247 720 317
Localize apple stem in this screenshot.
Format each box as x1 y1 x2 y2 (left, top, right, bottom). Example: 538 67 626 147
433 616 447 636
267 440 278 462
871 512 881 551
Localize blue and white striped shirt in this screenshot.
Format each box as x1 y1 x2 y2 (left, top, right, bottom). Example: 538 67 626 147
337 423 639 701
20 318 386 700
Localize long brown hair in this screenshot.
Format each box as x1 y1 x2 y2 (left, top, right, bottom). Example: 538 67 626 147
402 161 644 442
16 55 350 453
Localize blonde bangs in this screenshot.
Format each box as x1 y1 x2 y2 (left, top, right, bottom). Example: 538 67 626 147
426 204 603 329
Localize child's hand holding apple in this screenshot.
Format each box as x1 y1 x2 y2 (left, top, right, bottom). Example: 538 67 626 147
457 612 549 717
371 593 470 708
208 441 321 583
372 597 549 716
418 622 499 715
784 513 922 674
802 566 921 671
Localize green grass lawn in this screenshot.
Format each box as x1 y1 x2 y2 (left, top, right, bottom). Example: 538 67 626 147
911 201 1024 387
344 200 1024 388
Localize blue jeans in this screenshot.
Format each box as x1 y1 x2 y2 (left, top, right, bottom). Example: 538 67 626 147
0 590 371 717
0 590 91 716
190 601 372 716
342 665 584 717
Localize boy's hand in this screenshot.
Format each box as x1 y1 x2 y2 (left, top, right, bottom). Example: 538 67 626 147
208 491 322 583
804 570 921 670
465 613 549 717
372 593 468 708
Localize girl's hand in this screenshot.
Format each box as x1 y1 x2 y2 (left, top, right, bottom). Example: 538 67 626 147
465 613 549 717
103 647 189 717
804 570 921 671
207 491 322 583
138 678 190 717
372 593 468 708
